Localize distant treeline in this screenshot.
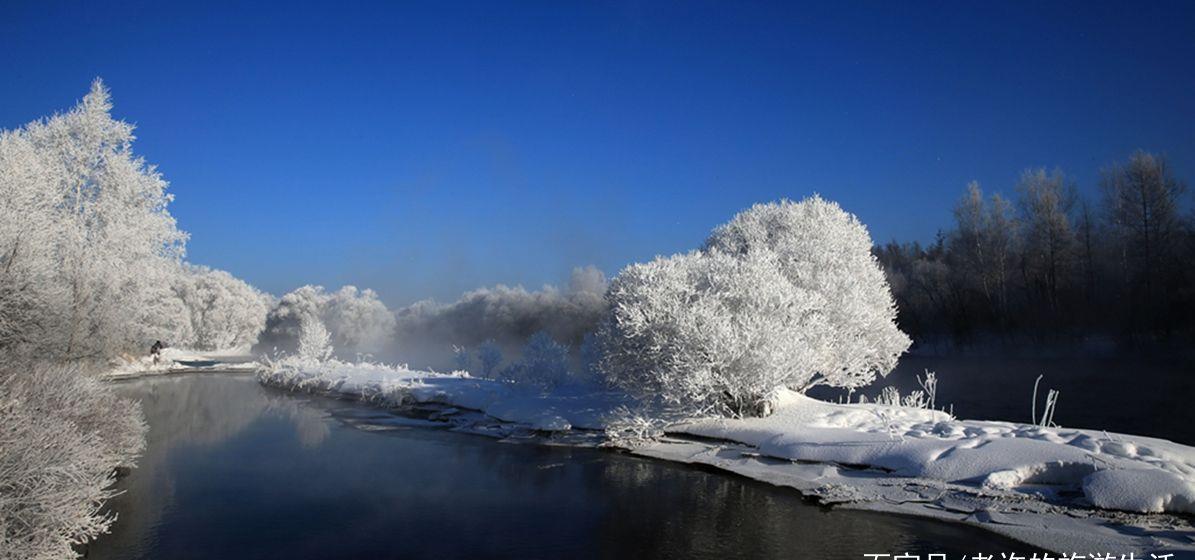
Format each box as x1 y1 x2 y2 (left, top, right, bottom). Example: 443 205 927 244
876 151 1193 349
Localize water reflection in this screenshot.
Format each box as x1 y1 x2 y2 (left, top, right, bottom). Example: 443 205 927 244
86 375 330 558
87 374 1036 560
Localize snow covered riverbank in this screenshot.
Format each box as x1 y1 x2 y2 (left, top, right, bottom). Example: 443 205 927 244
101 347 259 380
256 360 1195 556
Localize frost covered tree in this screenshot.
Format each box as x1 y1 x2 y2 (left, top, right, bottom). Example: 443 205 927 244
500 330 571 388
324 286 396 356
0 79 187 362
600 196 910 416
600 251 816 414
476 339 503 377
172 265 273 350
452 345 471 371
297 316 333 363
702 197 912 390
255 285 394 358
576 331 603 386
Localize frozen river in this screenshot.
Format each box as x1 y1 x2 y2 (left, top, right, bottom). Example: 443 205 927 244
86 374 1037 559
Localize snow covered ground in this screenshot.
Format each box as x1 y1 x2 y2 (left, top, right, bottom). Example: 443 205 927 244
256 360 1195 556
101 347 259 379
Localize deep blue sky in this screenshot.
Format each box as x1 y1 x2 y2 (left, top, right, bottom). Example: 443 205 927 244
3 1 1193 305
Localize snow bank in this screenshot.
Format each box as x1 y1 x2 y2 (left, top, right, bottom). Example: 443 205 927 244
675 390 1195 515
102 347 258 379
256 359 628 432
1082 468 1195 514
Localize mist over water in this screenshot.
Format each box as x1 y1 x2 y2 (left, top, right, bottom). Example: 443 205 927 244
254 266 609 372
390 265 608 370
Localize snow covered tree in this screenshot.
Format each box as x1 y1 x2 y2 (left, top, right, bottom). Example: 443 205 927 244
0 79 187 361
576 331 603 386
702 197 911 390
600 196 910 416
452 345 471 371
500 330 571 388
256 285 324 355
172 265 273 350
135 263 197 347
476 339 503 377
297 316 333 363
255 285 395 359
323 286 396 356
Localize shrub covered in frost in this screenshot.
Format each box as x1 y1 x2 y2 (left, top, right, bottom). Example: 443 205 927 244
602 406 667 449
599 196 910 416
297 316 333 363
0 365 146 560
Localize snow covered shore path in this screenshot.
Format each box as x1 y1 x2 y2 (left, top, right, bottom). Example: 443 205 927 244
257 361 1195 556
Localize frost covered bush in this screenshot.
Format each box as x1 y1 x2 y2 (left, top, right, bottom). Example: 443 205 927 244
602 406 667 450
497 331 571 388
255 285 395 359
256 317 338 392
875 385 902 406
599 196 910 416
0 365 146 560
297 316 333 363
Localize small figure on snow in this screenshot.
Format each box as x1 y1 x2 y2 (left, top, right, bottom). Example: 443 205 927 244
150 340 165 365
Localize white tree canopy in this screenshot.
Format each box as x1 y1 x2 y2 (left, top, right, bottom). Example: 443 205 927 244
256 285 395 358
0 79 188 360
600 196 910 415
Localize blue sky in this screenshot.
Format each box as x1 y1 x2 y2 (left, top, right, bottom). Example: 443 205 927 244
2 1 1193 305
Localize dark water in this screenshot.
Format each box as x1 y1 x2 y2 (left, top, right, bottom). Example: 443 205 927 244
85 374 1036 560
813 354 1195 445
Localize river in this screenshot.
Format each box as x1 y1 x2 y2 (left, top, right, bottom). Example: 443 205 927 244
85 373 1038 559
